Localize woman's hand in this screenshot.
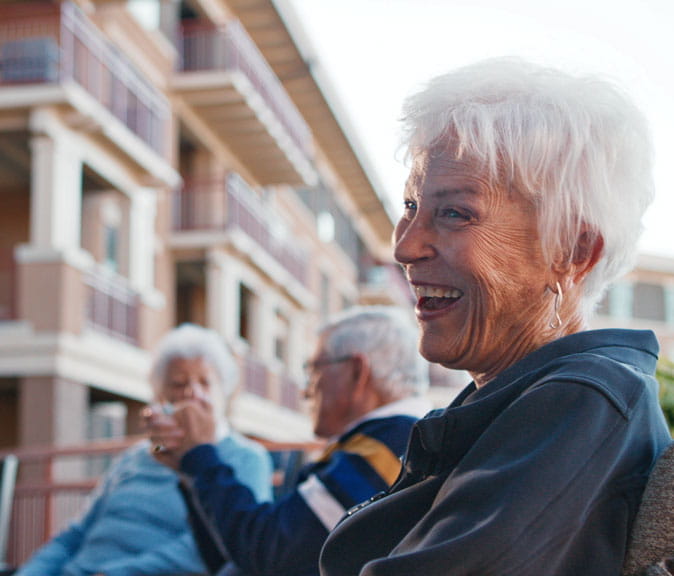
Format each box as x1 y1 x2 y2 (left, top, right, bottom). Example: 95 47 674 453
143 398 216 469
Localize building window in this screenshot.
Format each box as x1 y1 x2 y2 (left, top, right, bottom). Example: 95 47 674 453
103 224 119 273
239 283 255 343
609 282 633 320
633 282 666 322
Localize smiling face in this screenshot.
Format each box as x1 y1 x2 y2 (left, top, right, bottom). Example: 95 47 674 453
394 146 557 386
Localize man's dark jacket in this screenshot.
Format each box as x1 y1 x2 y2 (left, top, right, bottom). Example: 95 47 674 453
179 398 429 576
320 329 672 576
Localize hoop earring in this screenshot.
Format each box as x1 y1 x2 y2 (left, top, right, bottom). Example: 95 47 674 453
549 282 563 329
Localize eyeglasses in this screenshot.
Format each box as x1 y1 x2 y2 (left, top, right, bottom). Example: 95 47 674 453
302 355 353 375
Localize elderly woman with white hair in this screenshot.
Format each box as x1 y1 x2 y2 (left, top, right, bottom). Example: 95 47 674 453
16 324 272 576
319 59 672 576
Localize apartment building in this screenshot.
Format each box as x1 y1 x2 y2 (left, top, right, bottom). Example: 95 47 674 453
0 0 415 456
594 253 674 361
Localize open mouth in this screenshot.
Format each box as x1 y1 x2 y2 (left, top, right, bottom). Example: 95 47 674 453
414 286 463 310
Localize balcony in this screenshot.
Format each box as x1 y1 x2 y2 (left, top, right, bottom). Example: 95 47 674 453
243 353 269 398
0 2 170 160
83 268 140 346
173 173 309 288
175 20 315 186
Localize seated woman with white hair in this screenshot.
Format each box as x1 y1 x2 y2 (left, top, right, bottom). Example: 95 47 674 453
319 58 673 576
15 324 273 576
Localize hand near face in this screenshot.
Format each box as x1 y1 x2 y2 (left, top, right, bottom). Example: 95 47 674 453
144 398 215 469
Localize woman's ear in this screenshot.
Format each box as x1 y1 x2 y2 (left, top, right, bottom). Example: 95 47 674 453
551 229 604 285
570 230 604 283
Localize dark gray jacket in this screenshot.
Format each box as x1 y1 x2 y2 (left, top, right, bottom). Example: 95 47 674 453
320 329 672 576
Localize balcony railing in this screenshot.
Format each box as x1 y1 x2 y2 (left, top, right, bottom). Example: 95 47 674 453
179 19 312 160
173 174 309 287
243 353 269 398
279 372 302 411
0 2 170 158
83 269 139 345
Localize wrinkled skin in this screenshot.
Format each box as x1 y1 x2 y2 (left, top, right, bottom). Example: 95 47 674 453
303 332 375 438
394 146 598 387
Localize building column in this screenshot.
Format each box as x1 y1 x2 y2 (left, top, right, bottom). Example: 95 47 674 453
609 281 634 320
18 376 89 481
206 249 240 340
128 187 157 293
28 127 83 254
257 284 274 363
288 307 309 381
19 377 88 447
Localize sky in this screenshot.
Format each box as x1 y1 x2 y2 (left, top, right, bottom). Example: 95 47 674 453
282 0 674 258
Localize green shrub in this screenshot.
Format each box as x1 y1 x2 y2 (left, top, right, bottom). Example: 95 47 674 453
657 357 674 435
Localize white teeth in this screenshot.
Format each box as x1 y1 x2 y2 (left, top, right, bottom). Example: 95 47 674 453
414 286 462 299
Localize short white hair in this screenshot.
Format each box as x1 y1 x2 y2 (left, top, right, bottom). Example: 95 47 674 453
149 324 238 416
319 305 429 400
401 57 655 318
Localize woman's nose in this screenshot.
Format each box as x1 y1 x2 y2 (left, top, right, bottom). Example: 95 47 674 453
183 381 206 400
393 215 435 265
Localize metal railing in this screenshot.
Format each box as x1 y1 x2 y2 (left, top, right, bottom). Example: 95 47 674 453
0 2 170 158
173 174 309 286
83 269 139 345
178 19 312 160
0 435 324 567
243 353 269 398
279 372 302 411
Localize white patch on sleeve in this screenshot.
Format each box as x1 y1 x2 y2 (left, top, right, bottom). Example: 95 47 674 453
297 473 347 530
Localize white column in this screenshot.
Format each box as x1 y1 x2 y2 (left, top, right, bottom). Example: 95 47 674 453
29 132 82 252
609 281 634 320
207 250 241 340
128 188 157 292
288 305 308 380
258 288 276 363
206 249 224 334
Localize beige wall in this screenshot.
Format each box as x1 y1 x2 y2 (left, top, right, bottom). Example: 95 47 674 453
17 260 85 334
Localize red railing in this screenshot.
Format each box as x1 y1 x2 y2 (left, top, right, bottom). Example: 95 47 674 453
173 174 309 286
83 269 139 345
179 19 312 160
0 2 169 158
0 435 323 567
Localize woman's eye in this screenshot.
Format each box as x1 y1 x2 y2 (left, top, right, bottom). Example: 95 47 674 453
438 207 468 220
402 199 417 215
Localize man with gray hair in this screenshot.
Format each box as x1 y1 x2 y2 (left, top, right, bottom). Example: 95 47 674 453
147 306 431 576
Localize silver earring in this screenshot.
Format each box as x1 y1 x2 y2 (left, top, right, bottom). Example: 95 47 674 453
549 282 563 329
